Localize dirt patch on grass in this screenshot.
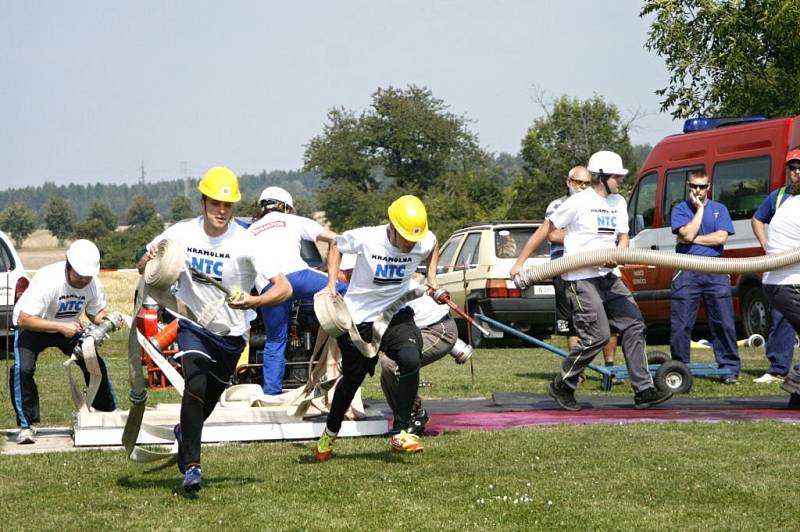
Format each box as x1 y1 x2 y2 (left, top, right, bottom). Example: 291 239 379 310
16 230 67 271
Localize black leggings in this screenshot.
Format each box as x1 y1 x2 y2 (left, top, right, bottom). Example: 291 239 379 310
327 308 423 433
177 320 244 466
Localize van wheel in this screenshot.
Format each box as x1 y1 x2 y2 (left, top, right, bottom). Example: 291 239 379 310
741 286 769 338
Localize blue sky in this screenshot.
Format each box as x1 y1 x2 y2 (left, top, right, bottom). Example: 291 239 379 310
0 1 677 190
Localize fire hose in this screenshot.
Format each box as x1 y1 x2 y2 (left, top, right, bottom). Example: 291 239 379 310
514 246 800 287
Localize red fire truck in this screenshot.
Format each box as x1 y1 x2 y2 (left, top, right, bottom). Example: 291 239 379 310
622 115 800 338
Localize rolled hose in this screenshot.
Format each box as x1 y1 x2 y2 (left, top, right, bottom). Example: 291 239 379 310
517 246 800 286
144 239 185 289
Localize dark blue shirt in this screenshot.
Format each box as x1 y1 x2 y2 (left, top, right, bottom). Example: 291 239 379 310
753 187 793 223
671 199 735 257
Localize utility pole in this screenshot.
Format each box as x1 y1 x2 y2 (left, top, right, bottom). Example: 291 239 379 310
181 161 190 196
139 161 146 187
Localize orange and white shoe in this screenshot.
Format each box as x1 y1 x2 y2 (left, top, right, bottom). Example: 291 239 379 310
390 430 424 454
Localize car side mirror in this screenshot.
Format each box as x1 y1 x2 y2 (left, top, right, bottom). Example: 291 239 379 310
633 214 645 236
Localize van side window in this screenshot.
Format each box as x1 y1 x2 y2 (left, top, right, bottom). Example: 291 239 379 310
663 166 704 225
0 240 12 272
455 232 481 270
712 156 771 220
437 235 463 274
628 172 657 236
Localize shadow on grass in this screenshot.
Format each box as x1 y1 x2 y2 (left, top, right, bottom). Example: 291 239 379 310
116 473 263 498
513 371 554 381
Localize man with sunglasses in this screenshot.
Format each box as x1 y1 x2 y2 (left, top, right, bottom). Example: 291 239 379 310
750 150 800 384
545 166 618 379
511 151 671 410
670 170 740 384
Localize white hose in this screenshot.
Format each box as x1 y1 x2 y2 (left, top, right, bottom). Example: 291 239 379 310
521 247 800 285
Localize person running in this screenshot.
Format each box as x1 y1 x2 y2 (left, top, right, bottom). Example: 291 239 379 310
510 151 672 411
137 167 291 492
315 195 439 460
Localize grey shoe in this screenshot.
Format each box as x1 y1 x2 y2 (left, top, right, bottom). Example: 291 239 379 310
17 427 35 445
634 387 673 409
547 381 580 411
781 375 800 395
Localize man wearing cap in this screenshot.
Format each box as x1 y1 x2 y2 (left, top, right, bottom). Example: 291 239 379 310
511 151 672 411
9 239 117 444
750 150 800 384
314 194 439 460
248 187 347 395
670 169 740 384
138 167 291 492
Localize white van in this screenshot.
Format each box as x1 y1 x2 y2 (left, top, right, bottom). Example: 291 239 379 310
0 230 29 343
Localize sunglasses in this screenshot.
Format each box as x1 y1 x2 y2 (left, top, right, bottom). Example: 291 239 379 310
569 178 590 188
688 183 709 190
787 164 800 172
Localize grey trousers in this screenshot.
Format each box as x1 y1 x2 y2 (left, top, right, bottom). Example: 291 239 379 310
557 275 653 393
763 284 800 392
380 316 458 414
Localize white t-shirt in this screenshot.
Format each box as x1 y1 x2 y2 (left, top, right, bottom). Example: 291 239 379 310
547 187 629 281
337 225 436 323
545 194 568 259
407 294 450 328
13 261 106 326
248 212 324 274
149 217 282 337
763 194 800 285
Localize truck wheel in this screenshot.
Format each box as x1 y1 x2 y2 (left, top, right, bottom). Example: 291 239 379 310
654 360 693 394
741 286 770 338
647 351 669 365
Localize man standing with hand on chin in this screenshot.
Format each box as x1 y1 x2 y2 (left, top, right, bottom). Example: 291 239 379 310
669 170 740 384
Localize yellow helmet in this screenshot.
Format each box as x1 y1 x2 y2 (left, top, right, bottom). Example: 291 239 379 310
197 166 241 203
387 195 428 242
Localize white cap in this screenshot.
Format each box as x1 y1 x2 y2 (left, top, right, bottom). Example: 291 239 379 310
259 186 293 208
587 150 628 176
66 239 101 277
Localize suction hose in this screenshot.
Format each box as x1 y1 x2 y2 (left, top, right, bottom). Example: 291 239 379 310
516 247 800 287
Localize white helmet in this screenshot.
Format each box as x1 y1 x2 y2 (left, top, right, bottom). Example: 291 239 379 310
66 239 101 277
587 150 628 176
259 186 293 208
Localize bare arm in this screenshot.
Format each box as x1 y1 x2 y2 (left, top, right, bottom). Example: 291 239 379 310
326 240 342 293
424 243 440 291
510 220 553 279
136 243 159 273
547 228 565 245
315 229 337 244
17 312 83 337
86 307 108 326
751 218 768 251
228 273 292 310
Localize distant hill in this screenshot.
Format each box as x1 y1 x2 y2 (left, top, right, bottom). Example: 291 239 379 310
0 169 322 221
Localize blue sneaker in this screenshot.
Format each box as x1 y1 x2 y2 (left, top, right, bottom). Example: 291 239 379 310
174 424 186 474
183 465 202 492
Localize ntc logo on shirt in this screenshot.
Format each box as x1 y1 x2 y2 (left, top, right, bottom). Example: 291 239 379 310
187 247 230 283
593 210 618 235
56 295 86 318
372 254 412 285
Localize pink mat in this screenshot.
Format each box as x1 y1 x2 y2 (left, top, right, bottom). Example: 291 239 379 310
422 408 800 433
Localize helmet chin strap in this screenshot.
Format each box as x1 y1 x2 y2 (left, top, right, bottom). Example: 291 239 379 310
599 170 612 195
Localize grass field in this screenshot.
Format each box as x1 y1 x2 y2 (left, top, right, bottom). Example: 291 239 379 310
1 258 797 530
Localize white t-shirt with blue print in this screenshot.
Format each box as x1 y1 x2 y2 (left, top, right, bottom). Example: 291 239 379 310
336 224 436 324
547 187 629 281
13 261 106 326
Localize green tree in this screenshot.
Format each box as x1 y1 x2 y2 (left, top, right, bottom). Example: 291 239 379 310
304 85 491 232
507 95 636 219
86 201 118 231
43 197 76 245
170 195 196 222
0 202 36 247
72 218 112 242
127 195 159 227
97 220 163 269
642 0 800 119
